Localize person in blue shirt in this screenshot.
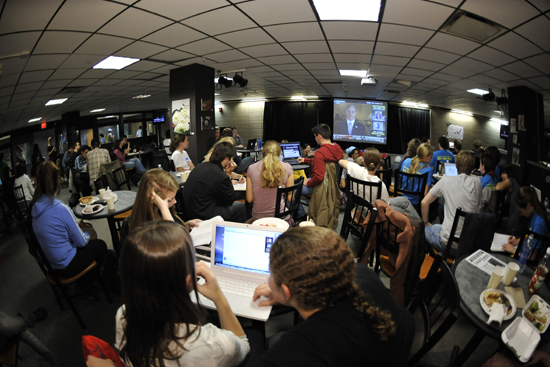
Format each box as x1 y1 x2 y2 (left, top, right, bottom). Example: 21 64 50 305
484 146 501 179
479 153 499 189
401 143 434 206
429 136 455 175
502 186 548 260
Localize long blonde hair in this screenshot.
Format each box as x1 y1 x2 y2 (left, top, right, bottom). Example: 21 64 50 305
204 137 235 162
260 141 286 189
409 143 434 174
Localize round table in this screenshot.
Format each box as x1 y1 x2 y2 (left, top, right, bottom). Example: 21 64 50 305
73 190 136 253
169 171 186 187
291 163 310 171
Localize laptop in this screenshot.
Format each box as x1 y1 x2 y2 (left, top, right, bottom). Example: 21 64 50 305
280 142 302 164
247 139 256 150
444 163 458 176
193 221 285 321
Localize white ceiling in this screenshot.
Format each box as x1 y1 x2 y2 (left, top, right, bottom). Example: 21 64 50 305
0 0 549 134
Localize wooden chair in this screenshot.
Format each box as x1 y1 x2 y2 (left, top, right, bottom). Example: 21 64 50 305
345 174 382 202
393 170 428 212
12 185 29 220
112 166 130 190
375 167 392 193
433 207 469 265
339 189 378 262
0 336 19 366
19 219 113 329
274 177 303 224
93 174 109 195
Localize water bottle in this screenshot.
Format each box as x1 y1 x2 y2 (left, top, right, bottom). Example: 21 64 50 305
518 234 535 273
528 247 550 296
257 138 262 150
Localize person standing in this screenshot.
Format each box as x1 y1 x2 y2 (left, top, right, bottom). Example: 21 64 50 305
136 126 142 138
47 137 58 162
429 136 455 175
87 138 111 189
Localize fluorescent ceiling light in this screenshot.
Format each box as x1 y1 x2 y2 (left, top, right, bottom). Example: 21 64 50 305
401 101 417 107
45 98 68 106
313 0 382 21
132 95 150 99
451 109 473 116
242 98 266 102
215 93 221 96
401 102 429 109
93 55 140 70
417 103 429 108
103 115 116 118
28 117 41 123
90 108 105 113
491 118 508 125
0 135 10 141
340 70 367 77
467 88 489 95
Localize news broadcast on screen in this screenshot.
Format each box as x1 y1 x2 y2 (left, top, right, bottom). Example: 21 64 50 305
332 99 388 144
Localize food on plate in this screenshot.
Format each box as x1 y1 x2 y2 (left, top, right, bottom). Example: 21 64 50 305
260 223 277 227
483 291 513 316
79 196 94 204
524 301 548 331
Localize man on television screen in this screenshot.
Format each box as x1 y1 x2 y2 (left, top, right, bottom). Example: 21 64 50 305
334 105 368 136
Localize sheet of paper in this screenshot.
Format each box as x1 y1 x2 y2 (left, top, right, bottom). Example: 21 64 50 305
189 215 224 246
491 233 509 252
466 249 507 276
233 182 246 191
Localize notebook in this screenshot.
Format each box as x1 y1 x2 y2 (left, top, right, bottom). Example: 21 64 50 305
247 139 256 150
445 163 458 176
280 142 302 164
193 221 285 321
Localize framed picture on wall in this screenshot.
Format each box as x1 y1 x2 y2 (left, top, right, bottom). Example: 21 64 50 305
201 99 213 111
172 98 191 134
201 116 213 130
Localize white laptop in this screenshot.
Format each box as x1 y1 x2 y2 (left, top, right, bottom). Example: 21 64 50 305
193 221 286 321
444 163 458 176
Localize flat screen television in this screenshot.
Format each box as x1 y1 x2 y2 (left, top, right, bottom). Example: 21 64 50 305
332 99 388 144
500 124 509 139
153 113 165 123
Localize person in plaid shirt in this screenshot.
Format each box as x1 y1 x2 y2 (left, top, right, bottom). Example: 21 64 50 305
87 138 111 190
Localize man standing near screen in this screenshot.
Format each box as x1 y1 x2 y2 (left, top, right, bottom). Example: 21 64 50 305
334 105 368 136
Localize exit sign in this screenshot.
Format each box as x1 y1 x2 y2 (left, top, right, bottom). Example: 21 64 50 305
41 122 46 129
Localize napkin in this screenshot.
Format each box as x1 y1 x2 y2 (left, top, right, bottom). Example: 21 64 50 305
505 287 526 309
487 304 506 326
84 204 92 213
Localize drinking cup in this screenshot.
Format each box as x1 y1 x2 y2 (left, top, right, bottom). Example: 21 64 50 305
487 266 505 289
133 149 137 153
99 189 106 200
503 263 520 286
299 221 315 227
106 197 115 211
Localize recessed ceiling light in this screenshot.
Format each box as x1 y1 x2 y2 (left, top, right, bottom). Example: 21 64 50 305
451 109 473 116
242 98 266 102
313 0 381 21
45 98 68 106
132 95 151 99
93 55 140 70
103 115 116 118
467 88 489 95
90 108 105 113
28 117 42 123
340 70 367 77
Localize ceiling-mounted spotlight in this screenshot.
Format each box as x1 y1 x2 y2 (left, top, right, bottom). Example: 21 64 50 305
233 73 248 88
218 76 233 88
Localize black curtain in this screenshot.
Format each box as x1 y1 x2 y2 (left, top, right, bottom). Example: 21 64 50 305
387 105 431 153
263 101 333 147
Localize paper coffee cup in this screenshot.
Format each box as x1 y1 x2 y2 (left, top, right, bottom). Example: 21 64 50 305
106 197 115 211
99 189 106 200
503 263 520 286
487 266 505 289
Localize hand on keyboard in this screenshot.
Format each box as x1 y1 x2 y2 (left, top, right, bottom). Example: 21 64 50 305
195 261 224 304
253 283 279 307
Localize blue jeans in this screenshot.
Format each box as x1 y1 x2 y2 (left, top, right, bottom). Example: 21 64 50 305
296 184 314 218
425 224 445 252
123 158 146 174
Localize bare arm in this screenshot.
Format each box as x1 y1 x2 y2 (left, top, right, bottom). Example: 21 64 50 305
496 178 511 192
246 176 253 203
338 159 349 170
421 192 436 225
285 174 294 202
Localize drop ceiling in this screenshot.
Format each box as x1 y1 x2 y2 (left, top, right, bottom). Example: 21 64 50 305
0 0 549 134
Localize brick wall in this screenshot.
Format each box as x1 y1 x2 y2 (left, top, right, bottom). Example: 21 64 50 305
214 101 264 143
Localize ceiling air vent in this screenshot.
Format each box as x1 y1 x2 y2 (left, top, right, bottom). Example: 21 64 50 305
441 11 507 43
60 86 86 94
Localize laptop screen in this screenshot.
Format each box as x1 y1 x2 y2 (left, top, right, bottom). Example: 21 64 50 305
280 142 302 159
247 139 256 149
213 224 283 275
445 163 458 176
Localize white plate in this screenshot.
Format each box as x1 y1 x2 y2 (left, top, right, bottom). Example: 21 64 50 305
79 197 99 206
82 204 105 215
480 289 517 321
252 217 289 230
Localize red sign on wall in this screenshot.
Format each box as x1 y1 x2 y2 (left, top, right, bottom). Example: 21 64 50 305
41 122 47 129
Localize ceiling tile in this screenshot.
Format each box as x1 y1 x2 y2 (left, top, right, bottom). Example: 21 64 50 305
265 22 324 43
0 0 63 34
450 57 495 73
514 15 550 52
48 0 127 32
467 46 517 67
25 55 69 71
183 6 256 36
115 41 168 59
439 66 477 78
372 55 410 67
462 0 541 29
488 32 542 59
333 54 371 64
241 44 287 58
15 82 43 94
272 64 305 71
148 49 194 62
19 70 54 84
0 32 41 59
0 74 20 88
99 8 173 39
216 28 274 48
501 61 543 78
321 21 379 41
523 54 550 75
425 33 480 55
59 54 105 69
383 0 454 30
368 65 403 74
74 34 133 55
528 76 550 89
400 68 432 77
375 42 420 58
48 68 87 80
483 68 520 82
378 24 435 46
124 60 169 72
302 63 337 70
177 38 231 55
408 59 446 71
41 80 71 89
136 0 229 21
328 41 374 54
281 41 330 55
297 54 335 63
223 59 264 68
529 0 550 11
257 55 297 65
467 74 501 86
206 49 249 63
142 23 205 47
237 0 317 26
33 31 92 54
416 48 461 64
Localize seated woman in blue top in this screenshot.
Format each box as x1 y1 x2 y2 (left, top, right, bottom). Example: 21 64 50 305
400 143 434 206
479 153 499 190
31 161 107 278
502 186 548 260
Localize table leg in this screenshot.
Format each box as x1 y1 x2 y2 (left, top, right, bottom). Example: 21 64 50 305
107 216 121 256
450 328 486 367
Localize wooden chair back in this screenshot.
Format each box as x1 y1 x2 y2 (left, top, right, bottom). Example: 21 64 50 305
393 170 428 210
345 174 382 203
274 177 303 223
112 166 130 191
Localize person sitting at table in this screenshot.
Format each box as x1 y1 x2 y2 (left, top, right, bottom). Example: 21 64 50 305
31 161 107 279
170 134 194 172
496 165 522 236
126 168 201 235
183 142 247 223
421 151 482 256
86 221 250 367
339 147 360 189
302 142 314 158
251 226 413 367
396 138 421 172
113 139 146 175
14 163 35 207
75 145 93 196
204 137 248 182
429 136 455 175
400 143 434 207
502 186 548 259
479 153 498 190
246 141 294 225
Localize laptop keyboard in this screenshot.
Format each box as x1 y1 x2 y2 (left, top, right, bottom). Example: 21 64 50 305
216 275 262 298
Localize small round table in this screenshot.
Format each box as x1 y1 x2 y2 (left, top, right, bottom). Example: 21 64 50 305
169 171 186 187
291 163 310 171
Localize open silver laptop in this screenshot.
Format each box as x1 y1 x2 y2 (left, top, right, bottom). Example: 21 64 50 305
193 221 285 321
280 142 302 165
444 163 458 176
